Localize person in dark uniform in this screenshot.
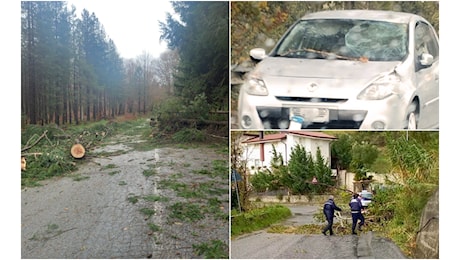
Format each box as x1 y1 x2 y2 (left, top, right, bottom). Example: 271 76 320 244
322 195 342 236
349 193 365 235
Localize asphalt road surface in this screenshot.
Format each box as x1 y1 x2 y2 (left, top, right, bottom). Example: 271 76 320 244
231 204 406 259
21 134 228 259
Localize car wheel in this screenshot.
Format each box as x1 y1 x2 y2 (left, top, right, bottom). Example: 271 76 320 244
406 102 418 130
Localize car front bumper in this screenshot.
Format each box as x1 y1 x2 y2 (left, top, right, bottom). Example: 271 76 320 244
237 90 408 130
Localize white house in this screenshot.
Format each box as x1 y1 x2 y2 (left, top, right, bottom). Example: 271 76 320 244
241 131 337 174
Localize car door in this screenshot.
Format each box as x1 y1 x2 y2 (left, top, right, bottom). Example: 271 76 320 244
414 21 439 129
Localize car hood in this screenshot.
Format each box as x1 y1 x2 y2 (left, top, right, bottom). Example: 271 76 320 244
253 57 401 98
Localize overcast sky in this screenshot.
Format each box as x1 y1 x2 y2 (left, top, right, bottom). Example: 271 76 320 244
68 0 174 59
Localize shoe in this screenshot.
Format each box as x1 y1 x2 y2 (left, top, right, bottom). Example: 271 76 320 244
322 231 327 236
352 232 358 235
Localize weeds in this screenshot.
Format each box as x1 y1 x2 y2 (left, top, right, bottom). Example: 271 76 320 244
71 174 90 182
140 208 156 219
102 164 117 169
148 223 161 232
172 128 205 143
143 169 157 177
168 202 204 222
193 240 228 259
127 195 140 204
108 170 121 176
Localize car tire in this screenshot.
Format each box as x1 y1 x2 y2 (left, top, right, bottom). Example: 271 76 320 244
406 102 419 130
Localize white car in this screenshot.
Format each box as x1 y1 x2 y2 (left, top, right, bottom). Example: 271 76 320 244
359 190 373 207
237 10 439 130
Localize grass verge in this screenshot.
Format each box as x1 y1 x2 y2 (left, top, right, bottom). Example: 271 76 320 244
231 204 291 237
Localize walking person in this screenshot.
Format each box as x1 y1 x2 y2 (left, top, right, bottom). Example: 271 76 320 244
350 193 365 235
322 195 342 236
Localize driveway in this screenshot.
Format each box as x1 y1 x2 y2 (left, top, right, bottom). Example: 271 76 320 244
21 133 229 258
231 204 406 259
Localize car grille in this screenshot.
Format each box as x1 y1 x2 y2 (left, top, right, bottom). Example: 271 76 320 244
255 107 365 129
275 96 348 103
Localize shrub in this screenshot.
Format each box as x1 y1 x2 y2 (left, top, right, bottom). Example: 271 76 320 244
172 128 206 143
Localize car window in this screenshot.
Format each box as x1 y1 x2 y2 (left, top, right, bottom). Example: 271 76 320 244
275 19 408 61
414 22 439 70
361 193 373 199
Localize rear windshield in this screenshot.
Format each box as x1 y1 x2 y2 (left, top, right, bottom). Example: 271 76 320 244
275 19 408 61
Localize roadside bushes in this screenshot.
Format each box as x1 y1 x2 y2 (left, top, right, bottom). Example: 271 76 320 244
250 145 334 195
231 204 291 237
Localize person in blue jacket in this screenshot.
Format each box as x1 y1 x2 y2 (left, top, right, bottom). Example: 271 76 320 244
350 193 365 235
322 195 342 236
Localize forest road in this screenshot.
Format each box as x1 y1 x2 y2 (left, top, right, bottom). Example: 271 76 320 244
21 133 229 259
231 204 407 259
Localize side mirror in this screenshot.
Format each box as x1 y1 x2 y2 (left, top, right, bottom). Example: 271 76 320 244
419 53 434 67
249 48 267 61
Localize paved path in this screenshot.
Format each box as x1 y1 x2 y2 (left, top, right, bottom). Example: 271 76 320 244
22 136 229 259
21 151 157 258
231 204 406 259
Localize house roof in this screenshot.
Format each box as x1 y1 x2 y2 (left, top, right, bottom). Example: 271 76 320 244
289 131 337 140
242 131 336 144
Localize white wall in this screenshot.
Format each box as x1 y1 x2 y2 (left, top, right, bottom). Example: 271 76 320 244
244 140 287 174
287 134 332 167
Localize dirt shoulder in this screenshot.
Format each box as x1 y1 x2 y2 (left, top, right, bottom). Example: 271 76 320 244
21 133 229 258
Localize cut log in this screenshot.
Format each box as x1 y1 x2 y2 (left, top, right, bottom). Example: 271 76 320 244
21 157 26 171
71 144 85 159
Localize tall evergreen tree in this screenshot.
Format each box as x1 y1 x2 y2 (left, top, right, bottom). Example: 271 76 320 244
160 1 229 110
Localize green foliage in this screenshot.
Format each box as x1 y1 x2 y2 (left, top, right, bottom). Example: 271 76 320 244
286 144 312 194
386 133 438 183
127 195 140 204
21 2 124 125
331 133 353 170
250 169 278 192
142 168 157 177
172 128 206 143
193 240 228 259
270 144 285 168
148 223 161 232
351 142 379 180
369 183 437 257
21 117 154 187
249 144 334 195
139 208 156 219
154 94 226 137
168 202 204 222
284 145 333 194
231 204 292 237
160 1 229 108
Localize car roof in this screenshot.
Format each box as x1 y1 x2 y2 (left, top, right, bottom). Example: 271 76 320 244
301 9 424 24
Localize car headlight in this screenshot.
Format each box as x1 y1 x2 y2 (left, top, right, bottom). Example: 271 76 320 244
357 72 400 100
244 77 268 96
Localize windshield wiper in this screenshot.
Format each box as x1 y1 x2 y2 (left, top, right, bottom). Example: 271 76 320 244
279 48 368 62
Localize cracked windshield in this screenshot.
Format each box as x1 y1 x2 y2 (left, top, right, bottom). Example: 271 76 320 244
276 19 407 61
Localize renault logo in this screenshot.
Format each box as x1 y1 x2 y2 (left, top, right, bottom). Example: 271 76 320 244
307 82 318 92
